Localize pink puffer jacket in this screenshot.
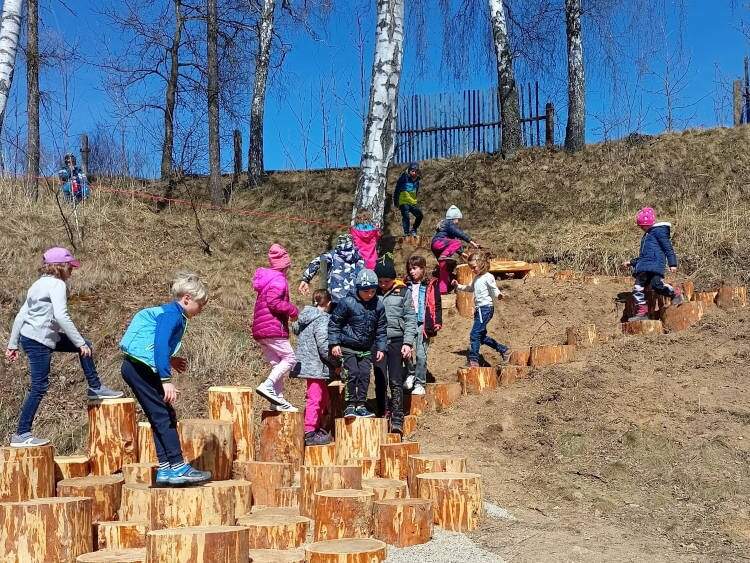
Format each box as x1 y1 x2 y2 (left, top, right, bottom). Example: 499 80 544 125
252 267 298 340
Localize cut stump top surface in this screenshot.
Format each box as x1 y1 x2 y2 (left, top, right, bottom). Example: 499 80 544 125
306 538 387 554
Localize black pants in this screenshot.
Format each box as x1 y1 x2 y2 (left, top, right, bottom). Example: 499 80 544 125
121 357 183 465
342 349 372 405
374 339 405 426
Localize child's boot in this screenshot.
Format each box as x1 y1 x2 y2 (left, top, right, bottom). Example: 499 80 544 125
670 288 685 306
628 304 649 321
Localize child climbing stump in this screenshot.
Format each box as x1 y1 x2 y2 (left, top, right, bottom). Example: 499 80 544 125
405 393 429 416
715 285 748 309
119 483 151 522
77 549 147 562
136 422 157 464
362 478 407 500
122 463 157 486
407 453 467 497
372 498 433 547
88 398 138 475
300 464 362 518
566 324 597 347
661 302 704 332
275 485 300 508
313 489 375 541
304 443 337 466
145 525 249 563
508 347 531 366
178 418 234 480
454 264 475 318
499 365 531 386
259 411 305 471
416 471 483 531
237 512 311 549
247 549 305 563
425 382 462 410
54 455 90 483
457 367 498 395
203 479 253 521
149 483 236 530
334 417 388 462
344 457 378 479
0 444 54 501
97 520 148 549
0 497 93 562
529 345 576 367
305 538 387 563
379 442 420 481
621 320 664 335
57 474 124 523
232 460 293 508
208 386 255 462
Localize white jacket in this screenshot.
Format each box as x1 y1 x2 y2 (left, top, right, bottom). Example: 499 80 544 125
455 272 501 308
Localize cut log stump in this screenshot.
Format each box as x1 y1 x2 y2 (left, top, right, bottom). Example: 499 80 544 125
405 393 429 416
661 302 704 332
499 366 531 386
325 382 345 434
457 367 498 395
565 324 597 347
372 498 433 547
119 483 151 523
403 415 417 437
77 548 147 562
694 291 717 307
233 460 293 508
529 345 575 367
379 442 420 481
416 472 483 531
274 485 300 508
149 482 236 530
715 285 748 309
0 444 55 501
334 417 388 462
362 478 407 500
137 422 157 464
407 454 466 497
344 457 378 479
425 382 462 411
553 270 576 282
57 474 124 523
54 454 90 484
178 418 234 481
88 398 138 475
300 464 362 518
259 411 305 471
203 479 253 521
304 443 337 467
122 463 157 486
682 280 695 301
145 525 249 563
237 512 310 549
454 264 474 318
621 320 664 335
0 496 93 562
208 386 255 462
305 538 387 563
97 520 148 549
313 489 375 541
247 549 305 563
509 348 531 366
385 433 401 444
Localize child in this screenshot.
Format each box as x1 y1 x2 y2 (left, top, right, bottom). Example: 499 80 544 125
120 271 211 486
350 209 381 269
393 162 423 236
431 206 480 294
5 247 123 447
253 244 299 411
292 289 334 446
623 207 684 321
328 269 387 419
299 233 365 303
403 254 443 396
373 256 417 434
452 251 509 367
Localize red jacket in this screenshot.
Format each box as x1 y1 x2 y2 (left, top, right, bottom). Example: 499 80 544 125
252 268 298 340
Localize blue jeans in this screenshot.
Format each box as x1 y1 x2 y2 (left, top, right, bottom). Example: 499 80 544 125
400 204 423 235
468 306 507 363
17 334 102 434
407 324 429 386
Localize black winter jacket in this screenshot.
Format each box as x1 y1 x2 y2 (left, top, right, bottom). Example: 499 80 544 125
328 294 387 353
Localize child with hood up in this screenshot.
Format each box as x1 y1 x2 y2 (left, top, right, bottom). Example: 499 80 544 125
299 233 365 302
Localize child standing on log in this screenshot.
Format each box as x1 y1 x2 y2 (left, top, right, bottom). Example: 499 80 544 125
119 271 211 486
328 269 387 419
431 206 481 294
299 233 365 303
350 209 381 270
452 251 509 367
623 207 685 321
403 254 442 396
5 247 123 448
292 289 334 446
253 244 300 412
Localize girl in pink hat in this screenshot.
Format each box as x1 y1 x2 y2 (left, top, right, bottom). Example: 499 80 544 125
253 243 300 411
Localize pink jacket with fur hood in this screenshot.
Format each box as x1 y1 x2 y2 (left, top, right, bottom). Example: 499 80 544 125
252 267 298 340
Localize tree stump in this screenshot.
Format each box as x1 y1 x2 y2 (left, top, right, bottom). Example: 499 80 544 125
565 324 597 347
77 548 147 562
145 525 249 563
203 479 253 521
553 270 576 282
0 444 55 501
0 497 93 562
441 293 457 317
237 512 310 549
682 280 695 301
54 454 90 484
300 464 362 518
97 520 148 549
379 442 420 481
178 418 234 480
274 485 300 508
88 398 138 475
405 393 429 416
208 386 255 462
259 411 305 471
334 417 388 462
122 463 157 486
137 422 157 464
372 498 433 547
694 291 717 307
529 345 576 367
232 460 293 508
403 415 417 437
57 474 124 523
715 285 748 309
305 538 387 563
406 454 466 497
304 443 337 467
454 264 474 318
526 263 552 277
313 489 375 541
119 483 151 522
509 348 531 366
661 302 704 332
247 549 305 563
425 382 462 411
362 478 407 500
149 482 236 530
457 367 498 395
621 320 664 335
499 366 531 386
385 433 401 444
416 472 483 531
324 382 345 434
344 457 378 479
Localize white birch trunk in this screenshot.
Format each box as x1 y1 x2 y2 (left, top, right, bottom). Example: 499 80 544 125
488 0 521 155
564 0 585 152
353 0 404 225
0 0 22 136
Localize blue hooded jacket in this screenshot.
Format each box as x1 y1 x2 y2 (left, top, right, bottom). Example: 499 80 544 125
630 222 678 275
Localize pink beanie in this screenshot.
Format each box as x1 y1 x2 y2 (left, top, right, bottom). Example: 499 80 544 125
268 244 291 270
636 207 656 227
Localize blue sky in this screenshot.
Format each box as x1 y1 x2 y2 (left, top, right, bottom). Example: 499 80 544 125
3 0 748 176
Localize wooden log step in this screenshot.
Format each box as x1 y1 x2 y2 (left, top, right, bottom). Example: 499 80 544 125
54 454 90 484
237 512 310 549
208 386 255 462
529 345 576 367
145 525 249 562
88 398 138 476
300 464 362 518
526 262 552 277
259 411 305 471
454 264 474 318
405 393 429 415
97 520 148 550
661 302 704 332
385 433 402 444
407 454 467 497
57 474 124 523
362 478 407 500
233 460 293 508
248 548 305 562
553 270 577 282
566 324 597 347
334 417 388 463
304 443 337 467
119 483 151 523
344 457 378 479
250 506 301 517
325 382 345 433
508 347 531 366
122 463 157 486
425 382 462 410
0 444 55 501
682 280 695 301
372 498 433 547
274 485 300 508
403 415 418 437
178 418 234 481
137 422 157 464
715 285 748 309
77 548 146 562
149 482 240 529
203 479 253 522
0 497 93 562
621 320 664 335
488 259 532 275
457 367 498 395
313 489 375 541
379 442 420 481
499 365 532 386
305 538 387 563
694 291 717 307
416 471 483 531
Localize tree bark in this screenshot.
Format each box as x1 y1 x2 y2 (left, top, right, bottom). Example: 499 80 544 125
26 0 39 200
207 0 222 204
247 0 276 187
353 0 404 224
488 0 521 156
161 0 183 184
0 0 21 141
564 0 585 152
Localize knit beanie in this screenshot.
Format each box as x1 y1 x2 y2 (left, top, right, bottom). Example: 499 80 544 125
635 207 656 227
268 243 291 270
446 205 463 220
374 257 397 279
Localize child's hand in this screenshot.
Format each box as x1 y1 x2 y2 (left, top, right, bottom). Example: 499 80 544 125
375 351 385 363
669 266 677 273
400 344 412 359
170 357 188 373
79 344 92 358
298 281 310 296
5 348 18 363
331 346 342 358
163 383 178 405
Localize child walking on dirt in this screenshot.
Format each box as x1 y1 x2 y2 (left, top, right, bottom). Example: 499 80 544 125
393 162 423 236
253 244 300 411
5 247 123 448
452 251 510 367
299 233 365 302
292 289 334 446
328 269 387 419
623 207 685 321
431 205 481 294
119 271 211 486
350 209 381 269
403 254 442 396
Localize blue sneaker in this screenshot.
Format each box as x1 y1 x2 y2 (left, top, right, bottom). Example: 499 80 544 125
344 404 357 419
354 405 375 418
168 464 211 486
10 433 50 447
155 468 173 486
87 385 124 400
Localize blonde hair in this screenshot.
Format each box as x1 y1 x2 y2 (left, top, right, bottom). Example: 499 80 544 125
467 251 490 276
171 271 208 304
39 263 72 279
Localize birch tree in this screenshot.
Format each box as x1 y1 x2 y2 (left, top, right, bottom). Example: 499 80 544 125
0 0 22 138
207 0 222 204
353 0 404 224
27 0 39 199
564 0 585 151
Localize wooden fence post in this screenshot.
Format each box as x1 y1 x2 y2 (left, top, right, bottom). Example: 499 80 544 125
545 103 555 147
734 80 743 126
80 134 89 176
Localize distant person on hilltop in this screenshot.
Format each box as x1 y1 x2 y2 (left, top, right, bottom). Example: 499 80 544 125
622 207 685 321
299 234 365 303
393 162 423 236
431 205 481 294
58 153 90 203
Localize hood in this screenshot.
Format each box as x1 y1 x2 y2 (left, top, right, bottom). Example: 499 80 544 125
649 222 672 233
335 237 361 263
298 305 325 326
253 267 285 292
380 278 406 297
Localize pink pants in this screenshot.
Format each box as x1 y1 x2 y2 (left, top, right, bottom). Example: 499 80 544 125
304 379 329 433
432 238 464 294
257 338 296 395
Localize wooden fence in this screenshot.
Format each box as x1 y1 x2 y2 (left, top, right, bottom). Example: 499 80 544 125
394 82 554 164
733 57 750 126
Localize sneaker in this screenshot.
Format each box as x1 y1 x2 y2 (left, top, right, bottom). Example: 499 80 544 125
390 422 404 435
255 379 283 406
305 430 333 446
671 289 685 306
275 399 299 413
168 463 211 486
411 384 426 395
403 375 415 391
500 350 511 363
409 230 417 236
10 433 50 447
344 404 357 419
354 405 375 418
87 385 124 400
628 304 650 322
155 468 172 486
468 360 480 368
